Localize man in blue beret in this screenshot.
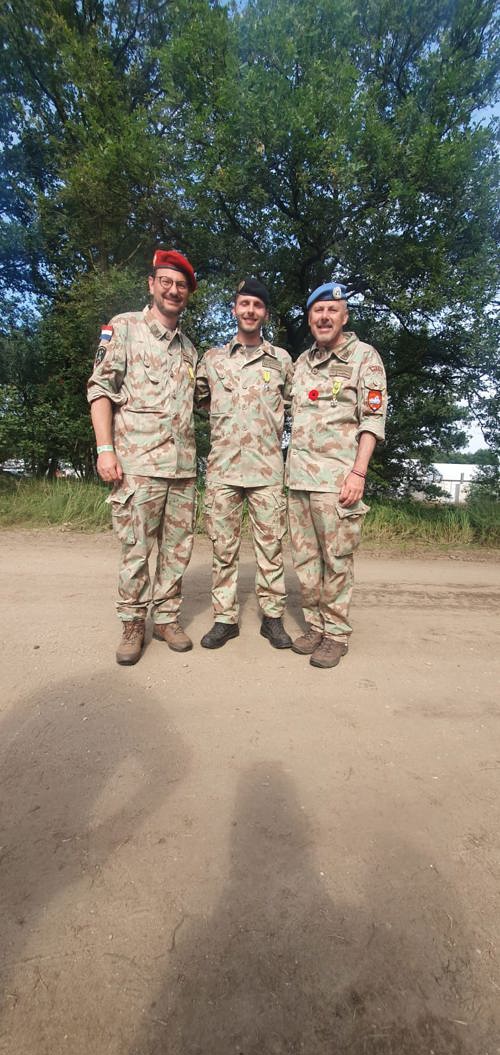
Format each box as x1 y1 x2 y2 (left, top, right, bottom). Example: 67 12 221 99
286 280 387 668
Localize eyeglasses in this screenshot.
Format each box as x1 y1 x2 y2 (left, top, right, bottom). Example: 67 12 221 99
156 276 189 292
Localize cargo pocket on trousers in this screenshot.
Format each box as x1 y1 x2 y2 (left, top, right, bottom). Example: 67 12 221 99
107 486 136 545
203 493 217 542
274 491 288 540
334 500 370 557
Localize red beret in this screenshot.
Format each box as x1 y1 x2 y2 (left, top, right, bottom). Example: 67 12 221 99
152 249 197 292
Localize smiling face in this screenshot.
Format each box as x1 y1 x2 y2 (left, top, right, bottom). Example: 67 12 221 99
308 298 348 349
148 266 190 322
233 294 269 342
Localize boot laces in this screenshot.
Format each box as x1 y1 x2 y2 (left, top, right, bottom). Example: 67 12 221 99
123 621 143 641
306 625 321 640
321 636 345 653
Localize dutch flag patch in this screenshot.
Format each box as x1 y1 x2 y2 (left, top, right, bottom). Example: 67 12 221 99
100 325 113 342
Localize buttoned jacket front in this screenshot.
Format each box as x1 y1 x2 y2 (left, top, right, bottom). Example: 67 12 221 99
87 307 197 478
195 337 294 487
286 331 387 492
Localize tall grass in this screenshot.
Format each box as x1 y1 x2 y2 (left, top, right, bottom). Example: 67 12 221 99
1 477 499 547
363 500 476 546
0 476 111 531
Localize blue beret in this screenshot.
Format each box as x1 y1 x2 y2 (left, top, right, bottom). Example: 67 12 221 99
307 282 348 310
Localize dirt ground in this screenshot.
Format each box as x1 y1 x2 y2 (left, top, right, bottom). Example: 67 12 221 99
1 530 499 1055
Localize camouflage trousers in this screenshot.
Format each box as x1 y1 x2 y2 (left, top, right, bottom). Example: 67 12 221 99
204 484 288 623
108 474 196 623
288 490 369 641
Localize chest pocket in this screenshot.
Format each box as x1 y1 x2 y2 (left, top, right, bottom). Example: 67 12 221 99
291 369 318 406
141 342 166 387
212 363 236 414
260 359 283 406
128 345 165 408
306 363 333 402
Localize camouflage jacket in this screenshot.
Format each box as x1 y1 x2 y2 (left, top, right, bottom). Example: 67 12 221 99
286 332 386 492
195 337 294 487
87 307 197 478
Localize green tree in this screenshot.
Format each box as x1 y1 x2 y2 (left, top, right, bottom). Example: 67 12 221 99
468 454 500 501
0 0 498 484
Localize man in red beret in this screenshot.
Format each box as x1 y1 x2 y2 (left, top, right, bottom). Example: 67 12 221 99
87 248 198 665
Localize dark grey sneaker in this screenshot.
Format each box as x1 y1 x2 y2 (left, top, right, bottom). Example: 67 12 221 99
260 616 293 649
201 622 240 649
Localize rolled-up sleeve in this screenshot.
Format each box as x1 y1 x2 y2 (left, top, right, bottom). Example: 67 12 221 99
356 348 387 443
87 320 127 406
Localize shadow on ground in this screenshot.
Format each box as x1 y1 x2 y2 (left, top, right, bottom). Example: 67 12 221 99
0 674 189 1008
129 761 493 1055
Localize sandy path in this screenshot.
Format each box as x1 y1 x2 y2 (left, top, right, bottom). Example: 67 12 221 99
0 531 499 1055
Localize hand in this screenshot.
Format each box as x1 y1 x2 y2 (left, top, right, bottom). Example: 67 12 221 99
97 451 123 483
339 471 365 507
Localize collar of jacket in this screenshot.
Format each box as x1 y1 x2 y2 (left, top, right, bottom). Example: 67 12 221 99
227 336 276 364
143 306 179 342
308 331 357 365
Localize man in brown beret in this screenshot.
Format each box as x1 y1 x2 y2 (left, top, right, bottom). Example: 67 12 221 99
87 249 199 665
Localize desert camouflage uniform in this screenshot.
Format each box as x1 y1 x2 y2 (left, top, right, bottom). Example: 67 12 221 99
87 307 197 622
287 331 387 641
195 338 293 623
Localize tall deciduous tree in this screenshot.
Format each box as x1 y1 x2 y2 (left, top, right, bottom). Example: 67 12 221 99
0 0 498 482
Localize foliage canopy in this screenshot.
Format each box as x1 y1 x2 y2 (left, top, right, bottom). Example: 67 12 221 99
1 0 498 483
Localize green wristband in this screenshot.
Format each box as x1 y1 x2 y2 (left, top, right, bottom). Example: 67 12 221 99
97 445 114 454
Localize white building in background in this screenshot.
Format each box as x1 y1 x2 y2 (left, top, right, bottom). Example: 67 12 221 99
430 463 479 504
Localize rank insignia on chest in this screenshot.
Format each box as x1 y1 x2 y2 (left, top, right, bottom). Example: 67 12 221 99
331 379 342 399
263 369 271 383
367 389 382 411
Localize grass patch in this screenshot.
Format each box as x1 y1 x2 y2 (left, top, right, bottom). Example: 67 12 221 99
363 498 500 548
0 476 111 531
1 477 499 547
363 500 476 547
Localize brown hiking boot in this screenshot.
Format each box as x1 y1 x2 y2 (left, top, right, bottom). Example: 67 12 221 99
310 637 348 669
291 625 323 655
153 621 193 652
116 619 145 666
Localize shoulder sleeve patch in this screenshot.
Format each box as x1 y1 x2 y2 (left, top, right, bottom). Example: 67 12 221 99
94 347 107 367
367 389 383 412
